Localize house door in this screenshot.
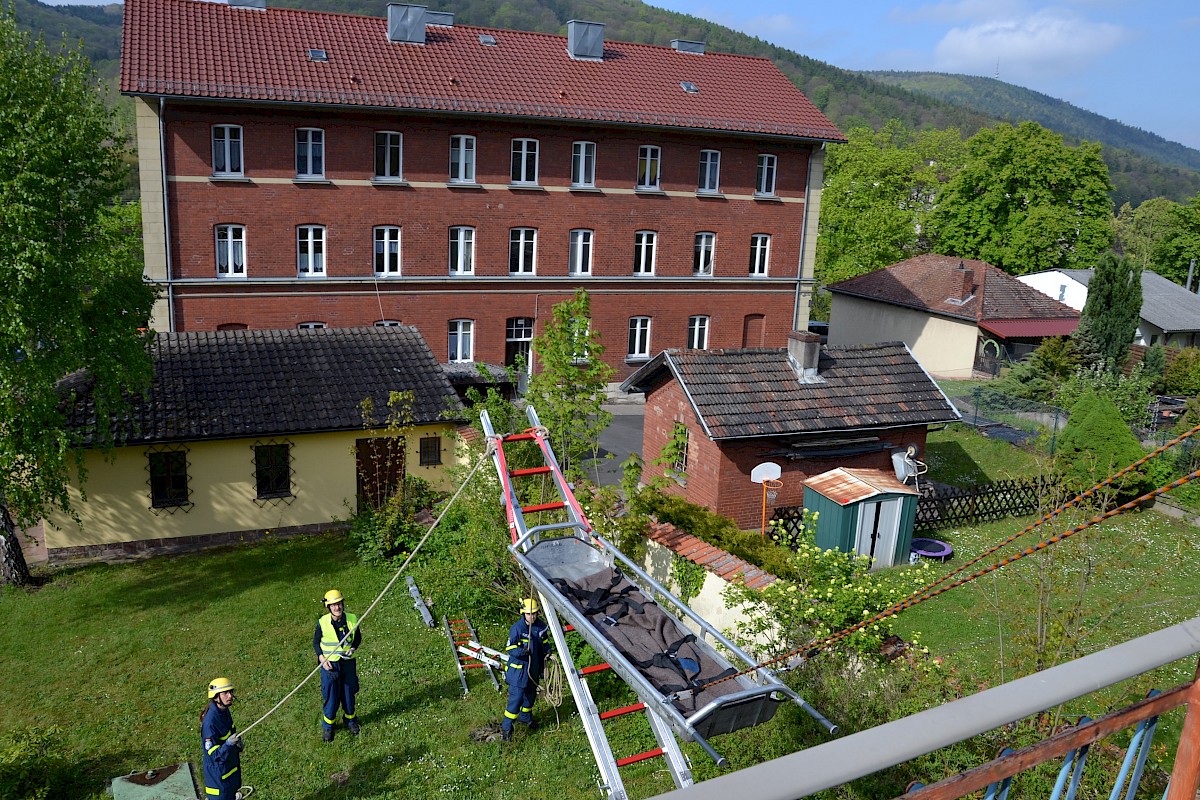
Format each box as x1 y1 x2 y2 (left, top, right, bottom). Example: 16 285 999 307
854 497 902 569
742 314 765 347
356 436 405 511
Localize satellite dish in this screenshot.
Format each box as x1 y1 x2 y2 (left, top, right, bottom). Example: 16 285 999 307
751 462 781 484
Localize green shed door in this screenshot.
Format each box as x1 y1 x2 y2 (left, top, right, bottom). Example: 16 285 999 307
854 497 904 568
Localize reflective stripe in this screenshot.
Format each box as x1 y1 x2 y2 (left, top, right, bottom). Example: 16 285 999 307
222 766 239 780
207 743 220 755
521 706 532 713
323 715 336 724
318 613 359 661
509 662 523 669
344 712 355 720
504 710 519 720
206 787 221 796
219 731 231 741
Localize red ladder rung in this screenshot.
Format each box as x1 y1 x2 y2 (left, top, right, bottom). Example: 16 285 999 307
510 466 553 477
617 748 664 767
502 432 538 442
580 663 611 676
599 702 646 720
522 501 565 513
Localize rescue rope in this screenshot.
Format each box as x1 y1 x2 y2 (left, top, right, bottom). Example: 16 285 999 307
672 454 1200 700
238 444 496 737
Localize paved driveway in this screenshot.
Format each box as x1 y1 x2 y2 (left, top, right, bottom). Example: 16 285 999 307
583 404 645 487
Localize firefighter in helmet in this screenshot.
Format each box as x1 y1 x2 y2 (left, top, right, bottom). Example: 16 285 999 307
201 677 252 799
500 597 551 741
314 588 363 741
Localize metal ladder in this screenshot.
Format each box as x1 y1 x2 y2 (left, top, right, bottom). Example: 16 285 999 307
481 408 694 800
443 616 501 695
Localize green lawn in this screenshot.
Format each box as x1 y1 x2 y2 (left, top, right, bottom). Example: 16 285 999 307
3 535 680 799
924 422 1050 485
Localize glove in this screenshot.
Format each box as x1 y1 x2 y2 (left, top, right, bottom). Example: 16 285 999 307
226 732 241 749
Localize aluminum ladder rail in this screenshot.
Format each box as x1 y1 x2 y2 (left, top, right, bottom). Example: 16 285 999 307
480 408 694 799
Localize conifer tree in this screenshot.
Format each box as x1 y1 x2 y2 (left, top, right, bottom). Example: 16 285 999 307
1075 251 1142 370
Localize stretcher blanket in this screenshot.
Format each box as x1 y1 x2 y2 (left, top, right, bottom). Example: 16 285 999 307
552 566 742 716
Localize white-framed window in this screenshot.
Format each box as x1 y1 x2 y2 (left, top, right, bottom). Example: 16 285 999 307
749 233 771 276
637 145 661 190
687 315 710 349
510 138 539 185
449 226 475 275
506 316 534 372
671 421 689 475
297 225 325 277
298 321 326 329
698 149 720 193
756 153 777 196
569 318 591 364
296 128 325 178
215 224 246 279
375 320 402 327
448 319 474 362
634 231 656 276
374 226 401 276
449 135 476 183
569 229 593 275
572 141 596 187
694 232 715 275
509 228 536 274
212 125 243 177
374 131 403 181
627 316 651 359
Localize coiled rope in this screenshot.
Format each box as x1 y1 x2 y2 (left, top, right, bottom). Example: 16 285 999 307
238 444 495 736
672 427 1200 700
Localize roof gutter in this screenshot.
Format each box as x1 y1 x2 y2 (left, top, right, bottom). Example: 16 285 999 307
159 96 175 332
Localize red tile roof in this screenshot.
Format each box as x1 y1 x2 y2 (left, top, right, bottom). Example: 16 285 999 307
978 318 1079 339
827 255 1080 324
121 0 845 141
645 521 777 589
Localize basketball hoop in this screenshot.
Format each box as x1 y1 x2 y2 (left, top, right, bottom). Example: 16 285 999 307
764 478 782 505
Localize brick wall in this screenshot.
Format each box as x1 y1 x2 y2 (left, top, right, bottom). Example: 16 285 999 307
158 104 816 377
641 378 932 528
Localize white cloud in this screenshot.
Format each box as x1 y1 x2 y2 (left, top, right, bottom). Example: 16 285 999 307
933 8 1125 80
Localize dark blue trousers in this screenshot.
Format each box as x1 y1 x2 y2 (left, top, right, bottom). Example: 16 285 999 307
320 658 359 729
501 678 538 732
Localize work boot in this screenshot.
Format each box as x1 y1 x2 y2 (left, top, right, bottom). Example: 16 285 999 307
347 721 360 736
322 728 334 742
525 720 538 732
500 727 512 742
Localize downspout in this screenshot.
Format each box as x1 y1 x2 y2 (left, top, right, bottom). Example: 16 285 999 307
159 96 175 332
792 141 822 331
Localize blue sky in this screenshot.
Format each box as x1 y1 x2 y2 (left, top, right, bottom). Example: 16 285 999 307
646 0 1200 151
41 0 1200 150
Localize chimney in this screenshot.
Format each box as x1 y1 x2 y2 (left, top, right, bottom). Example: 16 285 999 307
956 260 974 302
671 39 706 55
387 4 427 44
787 331 823 383
566 20 605 60
425 10 454 26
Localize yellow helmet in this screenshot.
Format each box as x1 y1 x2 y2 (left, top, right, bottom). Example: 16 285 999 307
520 598 539 614
323 589 345 606
207 677 234 698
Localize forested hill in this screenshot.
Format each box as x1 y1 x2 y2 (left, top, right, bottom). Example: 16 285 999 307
15 0 1200 205
868 71 1200 174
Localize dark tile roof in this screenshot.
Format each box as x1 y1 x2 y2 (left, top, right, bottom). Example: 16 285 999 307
828 254 1079 323
65 327 464 447
620 343 960 439
1061 268 1200 333
120 0 844 142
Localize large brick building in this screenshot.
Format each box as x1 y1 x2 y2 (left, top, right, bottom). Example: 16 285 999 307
121 0 844 380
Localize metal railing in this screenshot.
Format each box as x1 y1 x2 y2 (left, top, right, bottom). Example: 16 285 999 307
650 616 1200 800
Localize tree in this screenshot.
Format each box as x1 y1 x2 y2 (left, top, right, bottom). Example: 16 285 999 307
526 290 614 482
1054 393 1148 498
1074 251 1142 370
0 15 157 584
930 122 1113 274
1113 197 1183 279
815 120 966 286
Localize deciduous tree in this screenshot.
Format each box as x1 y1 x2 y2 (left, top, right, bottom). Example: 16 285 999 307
931 122 1113 274
0 15 156 584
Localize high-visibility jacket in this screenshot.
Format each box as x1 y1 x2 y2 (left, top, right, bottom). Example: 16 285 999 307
317 612 360 662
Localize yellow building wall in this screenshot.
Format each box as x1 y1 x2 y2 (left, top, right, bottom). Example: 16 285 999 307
829 295 979 379
44 425 460 550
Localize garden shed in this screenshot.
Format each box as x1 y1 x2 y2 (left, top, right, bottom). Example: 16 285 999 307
803 467 920 568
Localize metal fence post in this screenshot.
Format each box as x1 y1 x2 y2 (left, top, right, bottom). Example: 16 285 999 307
974 386 981 428
1051 407 1059 456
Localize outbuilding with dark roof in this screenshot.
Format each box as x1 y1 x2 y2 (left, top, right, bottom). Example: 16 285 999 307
39 327 465 564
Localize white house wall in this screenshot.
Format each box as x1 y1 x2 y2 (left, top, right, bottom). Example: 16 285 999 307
829 295 979 378
1017 271 1088 311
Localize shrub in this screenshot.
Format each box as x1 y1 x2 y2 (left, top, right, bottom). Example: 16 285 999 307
1054 362 1155 428
0 726 81 800
1164 347 1200 394
347 475 440 567
1054 393 1148 499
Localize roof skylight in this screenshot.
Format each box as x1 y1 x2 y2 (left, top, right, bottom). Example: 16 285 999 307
680 81 699 94
308 49 329 62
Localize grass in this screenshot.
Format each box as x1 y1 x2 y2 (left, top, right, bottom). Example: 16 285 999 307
924 423 1050 485
2 534 681 799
